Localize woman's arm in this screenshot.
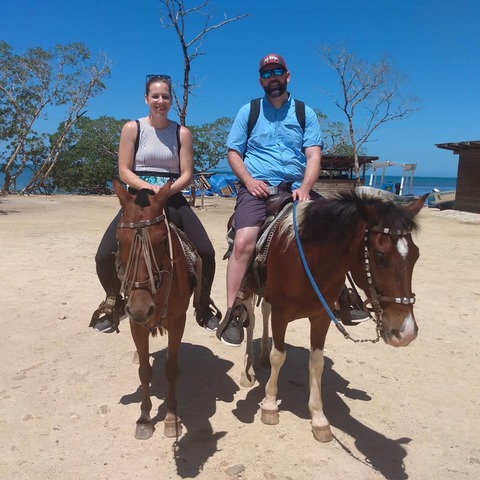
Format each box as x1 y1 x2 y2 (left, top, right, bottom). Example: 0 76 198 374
170 125 193 196
117 120 159 191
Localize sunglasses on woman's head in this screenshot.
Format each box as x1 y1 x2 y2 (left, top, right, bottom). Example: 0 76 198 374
145 74 171 83
260 68 286 79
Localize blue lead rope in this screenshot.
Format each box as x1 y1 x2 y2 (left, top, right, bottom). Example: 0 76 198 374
292 201 349 338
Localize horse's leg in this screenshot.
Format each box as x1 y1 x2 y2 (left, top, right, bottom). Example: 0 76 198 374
260 313 287 425
241 295 256 387
132 350 139 364
163 315 185 438
129 322 154 440
308 316 333 442
260 300 271 368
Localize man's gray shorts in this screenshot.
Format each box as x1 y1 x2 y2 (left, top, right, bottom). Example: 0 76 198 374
234 183 293 230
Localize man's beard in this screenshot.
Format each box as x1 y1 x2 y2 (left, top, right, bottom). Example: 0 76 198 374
263 79 287 98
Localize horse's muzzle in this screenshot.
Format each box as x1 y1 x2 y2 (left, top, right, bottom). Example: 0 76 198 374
126 296 156 324
382 312 418 347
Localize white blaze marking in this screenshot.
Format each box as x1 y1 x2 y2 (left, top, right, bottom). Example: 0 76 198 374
402 313 416 337
397 237 408 258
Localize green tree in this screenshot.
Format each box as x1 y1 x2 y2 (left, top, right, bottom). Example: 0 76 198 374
51 116 126 194
190 117 232 172
0 41 111 193
314 108 361 156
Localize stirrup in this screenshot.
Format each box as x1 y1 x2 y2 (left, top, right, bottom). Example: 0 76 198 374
209 299 223 322
216 303 249 341
89 296 123 333
195 298 223 327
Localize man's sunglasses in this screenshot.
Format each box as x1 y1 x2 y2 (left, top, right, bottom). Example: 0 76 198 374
145 74 172 83
260 68 286 79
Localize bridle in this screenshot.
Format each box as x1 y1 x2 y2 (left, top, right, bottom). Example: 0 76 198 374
292 201 417 344
362 225 417 340
117 212 174 320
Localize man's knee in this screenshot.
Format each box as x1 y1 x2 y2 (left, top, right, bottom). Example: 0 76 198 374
233 235 256 258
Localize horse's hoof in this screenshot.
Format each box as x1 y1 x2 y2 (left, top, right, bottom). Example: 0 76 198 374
164 417 182 438
312 425 333 442
261 407 279 425
240 372 255 388
135 422 154 440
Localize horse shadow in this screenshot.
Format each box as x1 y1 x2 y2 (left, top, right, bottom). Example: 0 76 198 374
233 340 412 480
119 341 239 478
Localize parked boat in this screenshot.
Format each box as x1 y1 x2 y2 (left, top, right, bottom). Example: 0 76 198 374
355 160 419 205
428 188 456 210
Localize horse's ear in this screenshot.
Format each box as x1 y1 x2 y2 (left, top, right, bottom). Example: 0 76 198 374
356 200 381 226
404 193 429 216
113 178 131 208
152 179 172 207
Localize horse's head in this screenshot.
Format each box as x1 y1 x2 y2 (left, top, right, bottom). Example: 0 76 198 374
351 193 428 347
113 179 172 325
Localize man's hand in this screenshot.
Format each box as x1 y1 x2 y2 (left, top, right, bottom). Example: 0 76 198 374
292 186 311 202
245 178 270 198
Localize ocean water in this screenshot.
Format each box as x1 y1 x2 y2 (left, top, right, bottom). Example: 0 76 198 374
379 176 456 197
1 170 457 197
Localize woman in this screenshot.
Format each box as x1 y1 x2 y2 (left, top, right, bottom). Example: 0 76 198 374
91 74 220 333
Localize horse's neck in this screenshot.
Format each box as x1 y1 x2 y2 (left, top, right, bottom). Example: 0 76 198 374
299 220 364 278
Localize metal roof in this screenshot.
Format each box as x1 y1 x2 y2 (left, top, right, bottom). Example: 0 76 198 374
436 140 480 153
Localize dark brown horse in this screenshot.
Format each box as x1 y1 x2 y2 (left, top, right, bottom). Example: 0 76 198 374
113 179 194 440
238 190 428 442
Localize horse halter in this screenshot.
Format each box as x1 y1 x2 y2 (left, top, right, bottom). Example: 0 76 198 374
292 201 418 344
117 212 174 319
363 225 417 333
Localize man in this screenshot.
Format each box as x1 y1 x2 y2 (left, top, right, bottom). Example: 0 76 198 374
217 53 323 347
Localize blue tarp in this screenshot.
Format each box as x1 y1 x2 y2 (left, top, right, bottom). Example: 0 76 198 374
206 174 238 196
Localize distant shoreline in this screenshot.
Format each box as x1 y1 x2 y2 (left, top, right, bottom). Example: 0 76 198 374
1 174 458 196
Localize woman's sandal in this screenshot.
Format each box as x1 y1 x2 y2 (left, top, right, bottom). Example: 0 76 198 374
89 296 125 333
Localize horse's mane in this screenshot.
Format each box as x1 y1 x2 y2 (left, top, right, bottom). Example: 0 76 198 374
278 190 420 247
134 188 155 208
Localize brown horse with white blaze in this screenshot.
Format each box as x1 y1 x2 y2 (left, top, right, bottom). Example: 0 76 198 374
239 191 428 442
113 179 193 440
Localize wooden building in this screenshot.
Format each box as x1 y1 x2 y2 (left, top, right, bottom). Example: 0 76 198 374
313 154 379 197
436 140 480 214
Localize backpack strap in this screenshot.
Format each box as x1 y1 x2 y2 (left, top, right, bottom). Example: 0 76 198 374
294 99 306 132
176 123 181 154
134 119 140 156
247 98 261 140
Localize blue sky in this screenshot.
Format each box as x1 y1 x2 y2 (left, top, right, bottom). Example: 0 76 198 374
2 0 479 177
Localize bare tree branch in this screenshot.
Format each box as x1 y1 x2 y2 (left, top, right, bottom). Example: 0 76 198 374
321 45 420 179
157 0 248 206
158 0 249 126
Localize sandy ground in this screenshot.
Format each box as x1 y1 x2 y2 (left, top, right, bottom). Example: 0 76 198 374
0 193 479 480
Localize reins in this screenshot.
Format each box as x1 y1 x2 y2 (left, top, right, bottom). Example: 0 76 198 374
292 201 373 342
292 201 415 344
118 211 175 321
